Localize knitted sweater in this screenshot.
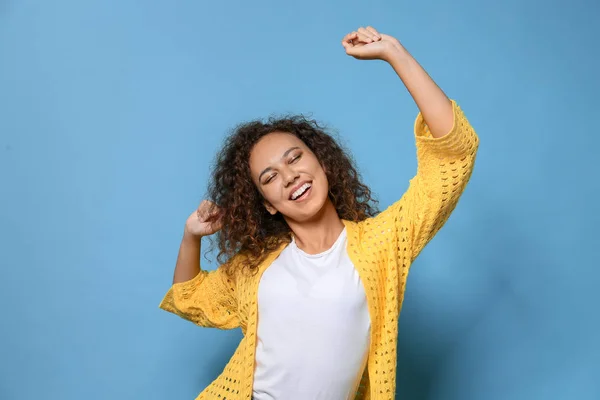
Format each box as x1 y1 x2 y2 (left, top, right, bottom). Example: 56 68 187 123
159 100 479 400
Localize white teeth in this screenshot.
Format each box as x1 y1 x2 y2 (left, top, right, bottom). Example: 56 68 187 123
291 183 311 200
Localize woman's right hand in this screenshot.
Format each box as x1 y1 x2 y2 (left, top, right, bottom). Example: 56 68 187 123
184 200 224 238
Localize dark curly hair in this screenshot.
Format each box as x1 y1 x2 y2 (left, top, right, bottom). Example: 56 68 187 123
206 114 379 275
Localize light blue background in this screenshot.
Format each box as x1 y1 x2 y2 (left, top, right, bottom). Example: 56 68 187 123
1 0 598 399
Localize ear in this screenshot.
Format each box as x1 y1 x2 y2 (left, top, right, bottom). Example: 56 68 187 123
264 202 278 215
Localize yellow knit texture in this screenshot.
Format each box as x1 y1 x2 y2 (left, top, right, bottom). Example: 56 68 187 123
160 100 479 399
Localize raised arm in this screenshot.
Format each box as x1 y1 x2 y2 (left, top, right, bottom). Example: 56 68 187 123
159 200 239 329
172 200 223 284
342 26 453 138
343 27 479 263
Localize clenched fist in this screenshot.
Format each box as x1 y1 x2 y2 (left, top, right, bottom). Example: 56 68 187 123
341 26 403 62
184 200 224 238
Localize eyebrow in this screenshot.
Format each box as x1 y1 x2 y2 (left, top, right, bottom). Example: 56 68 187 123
258 146 301 182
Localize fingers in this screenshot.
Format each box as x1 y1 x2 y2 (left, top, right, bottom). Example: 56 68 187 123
357 26 381 43
197 200 221 221
342 31 358 42
341 31 358 49
365 26 381 38
209 217 223 232
342 26 382 50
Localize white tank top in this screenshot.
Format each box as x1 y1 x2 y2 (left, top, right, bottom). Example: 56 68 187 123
253 228 371 400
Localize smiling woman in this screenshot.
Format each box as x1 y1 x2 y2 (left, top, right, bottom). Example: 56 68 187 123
159 25 479 400
201 114 379 273
250 132 330 217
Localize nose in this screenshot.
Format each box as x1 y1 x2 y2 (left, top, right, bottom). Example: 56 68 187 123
282 166 299 187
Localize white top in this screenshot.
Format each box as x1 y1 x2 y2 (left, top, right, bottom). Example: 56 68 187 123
252 228 371 400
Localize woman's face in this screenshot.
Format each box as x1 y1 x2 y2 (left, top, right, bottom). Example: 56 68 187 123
249 132 329 222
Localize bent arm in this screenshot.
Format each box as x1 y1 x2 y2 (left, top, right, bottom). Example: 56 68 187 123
159 232 239 330
173 232 202 284
380 40 479 260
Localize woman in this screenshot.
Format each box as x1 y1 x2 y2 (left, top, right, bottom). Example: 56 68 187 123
160 26 479 400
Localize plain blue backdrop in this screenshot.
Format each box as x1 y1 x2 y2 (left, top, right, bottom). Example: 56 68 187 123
1 0 598 399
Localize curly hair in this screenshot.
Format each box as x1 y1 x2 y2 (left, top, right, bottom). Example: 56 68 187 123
206 114 379 275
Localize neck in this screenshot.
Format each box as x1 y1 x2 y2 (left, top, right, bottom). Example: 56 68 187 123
285 199 345 255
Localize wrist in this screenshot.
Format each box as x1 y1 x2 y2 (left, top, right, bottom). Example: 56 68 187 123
382 40 411 64
183 228 203 242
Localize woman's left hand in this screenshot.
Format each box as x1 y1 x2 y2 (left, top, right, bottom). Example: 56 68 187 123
341 26 403 62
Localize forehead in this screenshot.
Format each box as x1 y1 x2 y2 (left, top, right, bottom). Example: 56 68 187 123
250 132 306 164
253 131 304 153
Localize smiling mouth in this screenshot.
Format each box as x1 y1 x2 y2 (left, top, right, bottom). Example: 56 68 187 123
290 182 312 201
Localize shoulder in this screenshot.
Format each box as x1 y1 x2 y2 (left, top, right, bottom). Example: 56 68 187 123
229 239 290 279
343 205 398 240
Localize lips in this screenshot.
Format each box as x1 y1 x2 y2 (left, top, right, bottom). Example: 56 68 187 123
289 181 312 200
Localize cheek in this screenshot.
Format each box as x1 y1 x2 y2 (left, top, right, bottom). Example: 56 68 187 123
320 174 330 194
261 184 284 205
314 167 330 196
316 162 328 182
305 155 324 174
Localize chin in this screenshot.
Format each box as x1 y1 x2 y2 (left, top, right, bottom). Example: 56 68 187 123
283 193 330 223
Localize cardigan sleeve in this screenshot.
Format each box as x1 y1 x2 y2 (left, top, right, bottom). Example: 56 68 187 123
159 261 239 330
365 100 479 264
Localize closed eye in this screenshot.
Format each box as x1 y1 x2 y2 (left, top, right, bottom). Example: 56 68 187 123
289 154 302 164
263 173 277 184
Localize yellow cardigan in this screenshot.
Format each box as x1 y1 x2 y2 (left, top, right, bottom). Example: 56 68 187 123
159 100 479 400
